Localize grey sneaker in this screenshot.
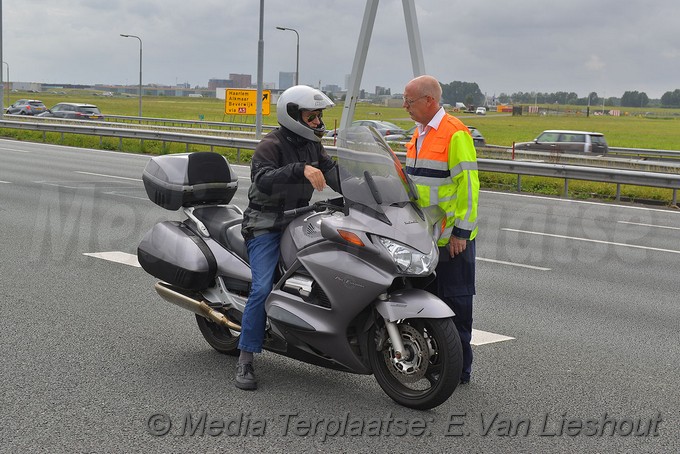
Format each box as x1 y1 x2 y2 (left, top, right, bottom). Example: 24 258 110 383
235 363 258 390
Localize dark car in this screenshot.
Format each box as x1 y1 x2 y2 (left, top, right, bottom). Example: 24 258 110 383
514 130 608 155
5 99 48 115
351 120 406 137
326 120 406 139
385 125 486 147
467 126 486 147
38 102 104 120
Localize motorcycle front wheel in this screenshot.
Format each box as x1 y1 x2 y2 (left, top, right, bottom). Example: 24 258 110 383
368 317 462 410
194 314 240 356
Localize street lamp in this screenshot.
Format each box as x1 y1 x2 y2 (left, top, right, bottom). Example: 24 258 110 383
120 34 143 118
276 26 299 86
2 61 9 106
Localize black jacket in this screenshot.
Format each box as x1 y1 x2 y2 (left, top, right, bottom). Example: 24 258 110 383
241 127 340 240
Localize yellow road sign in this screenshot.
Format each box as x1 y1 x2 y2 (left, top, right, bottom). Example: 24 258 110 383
225 89 271 115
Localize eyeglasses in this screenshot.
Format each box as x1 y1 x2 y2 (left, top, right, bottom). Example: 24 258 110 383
402 95 429 106
303 111 323 122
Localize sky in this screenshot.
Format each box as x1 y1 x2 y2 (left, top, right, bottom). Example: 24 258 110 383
4 0 680 99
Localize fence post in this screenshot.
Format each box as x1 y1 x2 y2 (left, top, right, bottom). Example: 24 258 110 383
563 179 569 198
615 184 621 202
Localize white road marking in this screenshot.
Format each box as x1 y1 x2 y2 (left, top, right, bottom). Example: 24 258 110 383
85 250 516 346
75 171 142 182
471 329 515 346
502 228 680 255
83 251 140 267
0 180 11 184
618 220 680 231
0 146 30 153
483 190 680 215
478 257 551 271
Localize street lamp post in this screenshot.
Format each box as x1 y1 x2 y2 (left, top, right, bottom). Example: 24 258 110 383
2 61 8 106
120 34 143 118
276 26 299 85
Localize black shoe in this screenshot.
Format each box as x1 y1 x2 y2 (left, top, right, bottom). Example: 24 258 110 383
460 376 470 385
235 363 258 390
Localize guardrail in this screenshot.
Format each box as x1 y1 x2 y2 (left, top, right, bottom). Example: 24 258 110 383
1 119 678 206
8 113 680 161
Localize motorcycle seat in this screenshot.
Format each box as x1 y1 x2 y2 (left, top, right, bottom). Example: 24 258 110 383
224 224 249 263
193 205 243 248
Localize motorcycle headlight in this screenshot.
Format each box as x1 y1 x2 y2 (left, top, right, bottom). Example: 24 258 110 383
378 237 438 275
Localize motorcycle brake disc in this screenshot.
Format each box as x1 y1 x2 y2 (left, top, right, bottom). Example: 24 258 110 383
382 324 428 383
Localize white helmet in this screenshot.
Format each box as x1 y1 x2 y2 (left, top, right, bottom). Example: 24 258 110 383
277 85 334 142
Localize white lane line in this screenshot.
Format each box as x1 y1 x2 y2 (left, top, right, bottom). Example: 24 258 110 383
502 228 680 255
617 220 680 231
483 190 680 215
478 257 551 271
0 146 31 153
83 251 140 267
0 180 11 184
75 171 142 182
84 250 517 346
471 329 515 346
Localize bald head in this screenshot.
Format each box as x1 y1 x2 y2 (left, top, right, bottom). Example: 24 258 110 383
406 75 442 103
403 75 442 124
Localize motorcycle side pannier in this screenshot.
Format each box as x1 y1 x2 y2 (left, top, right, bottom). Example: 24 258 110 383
142 152 238 210
137 221 216 290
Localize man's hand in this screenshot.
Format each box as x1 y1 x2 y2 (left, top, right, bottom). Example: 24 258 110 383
448 236 467 257
304 165 327 191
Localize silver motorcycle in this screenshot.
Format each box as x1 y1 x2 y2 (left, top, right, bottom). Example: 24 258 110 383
137 126 462 410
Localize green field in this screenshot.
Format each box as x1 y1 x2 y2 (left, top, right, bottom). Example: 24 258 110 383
6 89 680 148
3 90 680 206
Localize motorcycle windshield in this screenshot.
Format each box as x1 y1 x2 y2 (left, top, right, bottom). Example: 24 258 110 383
335 126 417 214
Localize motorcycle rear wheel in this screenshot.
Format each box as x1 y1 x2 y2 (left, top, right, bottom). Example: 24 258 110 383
368 317 462 410
194 314 240 356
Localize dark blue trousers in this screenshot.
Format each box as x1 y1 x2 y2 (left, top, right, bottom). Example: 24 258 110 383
425 239 476 381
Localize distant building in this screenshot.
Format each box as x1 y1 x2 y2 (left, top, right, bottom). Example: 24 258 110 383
208 79 232 90
229 74 252 88
12 82 42 92
279 72 296 90
323 84 342 93
375 86 391 96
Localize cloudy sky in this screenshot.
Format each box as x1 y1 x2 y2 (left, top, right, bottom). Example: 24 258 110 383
4 0 679 99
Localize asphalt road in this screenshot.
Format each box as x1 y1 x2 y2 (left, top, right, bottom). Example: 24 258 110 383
1 139 679 453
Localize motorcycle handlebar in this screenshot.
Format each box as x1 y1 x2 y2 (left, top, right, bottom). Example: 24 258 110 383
283 204 321 217
283 198 344 217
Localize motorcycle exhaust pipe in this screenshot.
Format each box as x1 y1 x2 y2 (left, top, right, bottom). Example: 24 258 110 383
154 281 241 331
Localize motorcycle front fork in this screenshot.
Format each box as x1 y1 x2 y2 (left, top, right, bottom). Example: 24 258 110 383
385 320 406 360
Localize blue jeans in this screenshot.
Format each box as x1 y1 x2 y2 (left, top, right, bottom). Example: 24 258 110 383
238 231 282 353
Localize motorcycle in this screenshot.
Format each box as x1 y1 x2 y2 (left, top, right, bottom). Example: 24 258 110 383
137 126 463 410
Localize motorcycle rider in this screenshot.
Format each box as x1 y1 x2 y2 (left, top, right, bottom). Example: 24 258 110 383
235 85 341 390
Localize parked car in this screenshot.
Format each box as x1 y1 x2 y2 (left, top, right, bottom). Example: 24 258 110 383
351 120 405 137
326 120 406 139
514 130 609 155
38 103 104 120
467 126 486 147
385 124 486 148
5 99 48 115
384 125 416 142
475 106 487 115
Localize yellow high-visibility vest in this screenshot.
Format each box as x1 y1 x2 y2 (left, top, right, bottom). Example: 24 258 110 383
405 115 479 245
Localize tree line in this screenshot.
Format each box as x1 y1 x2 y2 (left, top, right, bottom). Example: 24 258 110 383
439 81 680 108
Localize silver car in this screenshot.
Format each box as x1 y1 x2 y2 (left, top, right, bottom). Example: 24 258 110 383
514 130 608 155
5 99 48 115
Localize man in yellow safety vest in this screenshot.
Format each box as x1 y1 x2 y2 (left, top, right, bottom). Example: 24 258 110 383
402 75 480 384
